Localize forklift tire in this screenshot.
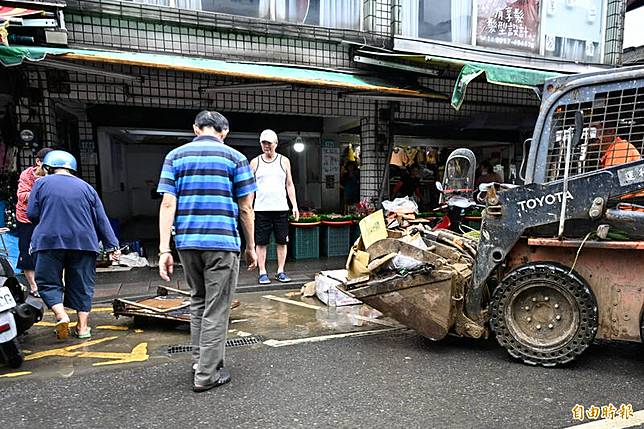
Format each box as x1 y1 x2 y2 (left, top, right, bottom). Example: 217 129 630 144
490 262 598 367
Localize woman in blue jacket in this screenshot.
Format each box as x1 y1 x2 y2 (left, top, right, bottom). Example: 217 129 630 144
27 150 120 340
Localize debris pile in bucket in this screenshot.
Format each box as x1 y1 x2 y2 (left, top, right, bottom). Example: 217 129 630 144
339 207 484 341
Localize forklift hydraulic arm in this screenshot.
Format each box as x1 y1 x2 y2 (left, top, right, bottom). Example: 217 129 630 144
465 159 644 321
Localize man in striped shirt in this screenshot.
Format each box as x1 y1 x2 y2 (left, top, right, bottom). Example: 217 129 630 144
157 110 257 392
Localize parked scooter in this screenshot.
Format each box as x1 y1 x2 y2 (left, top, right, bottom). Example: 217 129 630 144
433 149 481 232
0 231 44 369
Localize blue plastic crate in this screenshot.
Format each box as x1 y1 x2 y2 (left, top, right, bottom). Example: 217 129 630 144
290 225 319 260
321 224 351 257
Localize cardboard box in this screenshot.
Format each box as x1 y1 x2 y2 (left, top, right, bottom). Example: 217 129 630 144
315 269 361 307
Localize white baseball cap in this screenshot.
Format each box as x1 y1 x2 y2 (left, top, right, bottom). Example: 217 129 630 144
260 129 278 144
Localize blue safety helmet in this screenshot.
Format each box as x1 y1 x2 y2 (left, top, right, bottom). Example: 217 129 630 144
43 150 78 173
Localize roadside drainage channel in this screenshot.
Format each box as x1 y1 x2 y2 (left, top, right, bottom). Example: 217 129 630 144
164 335 265 355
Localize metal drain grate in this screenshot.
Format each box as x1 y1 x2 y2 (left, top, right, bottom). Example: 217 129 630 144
226 336 264 348
167 344 194 355
165 335 264 355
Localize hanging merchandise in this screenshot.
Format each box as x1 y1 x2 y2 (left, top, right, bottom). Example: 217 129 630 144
404 146 418 167
426 148 438 165
389 147 409 167
416 147 425 164
346 143 356 162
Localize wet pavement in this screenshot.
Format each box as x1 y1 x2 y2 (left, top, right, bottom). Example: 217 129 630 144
0 289 399 380
2 324 642 429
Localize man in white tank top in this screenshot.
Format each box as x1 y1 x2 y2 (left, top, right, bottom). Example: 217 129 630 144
250 129 299 284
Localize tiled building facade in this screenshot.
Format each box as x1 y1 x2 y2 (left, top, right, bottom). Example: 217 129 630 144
3 0 629 216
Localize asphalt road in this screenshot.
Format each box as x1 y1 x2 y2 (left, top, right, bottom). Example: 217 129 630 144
2 331 642 429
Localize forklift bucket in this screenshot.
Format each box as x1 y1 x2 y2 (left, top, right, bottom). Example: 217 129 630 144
344 269 456 341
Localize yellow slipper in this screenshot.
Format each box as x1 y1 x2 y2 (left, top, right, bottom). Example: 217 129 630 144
55 318 70 340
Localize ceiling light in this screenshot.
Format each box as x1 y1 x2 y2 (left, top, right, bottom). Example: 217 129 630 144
35 60 141 81
293 135 305 153
203 83 293 94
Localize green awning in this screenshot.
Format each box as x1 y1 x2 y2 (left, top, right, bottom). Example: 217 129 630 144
425 55 562 110
0 45 446 99
354 50 563 109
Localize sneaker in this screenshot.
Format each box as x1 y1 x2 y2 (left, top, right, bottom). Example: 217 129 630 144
275 272 291 283
258 274 271 285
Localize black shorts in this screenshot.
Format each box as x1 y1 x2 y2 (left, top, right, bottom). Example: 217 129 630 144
17 221 36 270
255 211 289 246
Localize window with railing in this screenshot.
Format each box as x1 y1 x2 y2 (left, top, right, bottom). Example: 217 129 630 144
399 0 607 64
129 0 361 30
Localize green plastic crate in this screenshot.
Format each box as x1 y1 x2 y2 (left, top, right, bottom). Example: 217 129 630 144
321 224 351 257
290 226 320 260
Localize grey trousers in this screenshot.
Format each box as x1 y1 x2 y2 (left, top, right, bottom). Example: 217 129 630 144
178 250 239 385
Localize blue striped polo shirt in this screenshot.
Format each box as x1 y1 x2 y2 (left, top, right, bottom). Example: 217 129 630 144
157 135 256 251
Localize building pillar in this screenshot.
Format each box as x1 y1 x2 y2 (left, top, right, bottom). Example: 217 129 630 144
360 115 385 200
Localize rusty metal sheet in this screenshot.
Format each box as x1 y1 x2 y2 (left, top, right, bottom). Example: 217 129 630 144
507 240 644 342
527 238 644 250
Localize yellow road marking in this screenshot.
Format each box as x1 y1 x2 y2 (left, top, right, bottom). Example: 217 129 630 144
263 328 400 347
24 336 149 366
564 410 644 429
25 336 118 361
96 325 129 331
43 307 113 315
36 322 129 331
35 321 78 328
0 371 32 378
89 343 149 366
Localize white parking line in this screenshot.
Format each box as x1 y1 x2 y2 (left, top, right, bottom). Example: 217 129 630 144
263 328 400 347
564 410 644 429
262 294 400 327
262 294 321 310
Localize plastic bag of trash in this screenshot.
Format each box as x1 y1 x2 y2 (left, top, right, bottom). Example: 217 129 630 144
387 252 425 271
119 253 149 267
381 197 418 215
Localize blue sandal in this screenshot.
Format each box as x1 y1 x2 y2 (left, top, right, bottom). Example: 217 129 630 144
258 274 271 285
275 272 291 283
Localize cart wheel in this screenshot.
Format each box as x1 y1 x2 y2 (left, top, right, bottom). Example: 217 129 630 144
490 262 597 367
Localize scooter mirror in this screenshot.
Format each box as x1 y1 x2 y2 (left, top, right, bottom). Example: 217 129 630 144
435 181 443 192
